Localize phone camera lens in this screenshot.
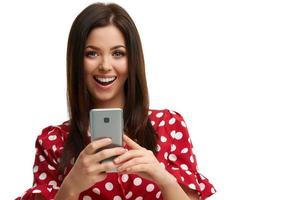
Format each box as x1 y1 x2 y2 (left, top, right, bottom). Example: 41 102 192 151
104 117 110 123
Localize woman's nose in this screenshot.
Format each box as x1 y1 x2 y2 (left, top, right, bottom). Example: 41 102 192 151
98 56 112 72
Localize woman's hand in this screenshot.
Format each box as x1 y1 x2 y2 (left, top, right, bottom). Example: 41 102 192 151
57 138 127 198
114 135 177 189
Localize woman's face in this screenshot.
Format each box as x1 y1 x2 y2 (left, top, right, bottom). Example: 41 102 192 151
84 25 128 108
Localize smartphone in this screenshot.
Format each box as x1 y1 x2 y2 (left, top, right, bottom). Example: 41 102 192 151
89 108 123 169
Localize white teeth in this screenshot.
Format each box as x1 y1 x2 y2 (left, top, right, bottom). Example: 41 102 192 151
95 76 116 83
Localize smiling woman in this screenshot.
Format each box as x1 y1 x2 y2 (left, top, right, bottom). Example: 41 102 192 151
16 2 215 200
83 25 128 109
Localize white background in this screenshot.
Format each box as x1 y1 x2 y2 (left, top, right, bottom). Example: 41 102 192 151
0 0 299 199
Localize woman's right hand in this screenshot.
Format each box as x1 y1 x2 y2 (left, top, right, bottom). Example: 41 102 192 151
55 138 127 199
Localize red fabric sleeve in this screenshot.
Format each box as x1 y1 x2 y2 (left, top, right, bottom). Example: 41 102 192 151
16 126 64 200
164 110 216 199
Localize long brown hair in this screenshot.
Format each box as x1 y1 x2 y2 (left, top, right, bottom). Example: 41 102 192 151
60 3 157 171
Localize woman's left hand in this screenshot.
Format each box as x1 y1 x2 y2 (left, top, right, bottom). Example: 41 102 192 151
114 135 176 188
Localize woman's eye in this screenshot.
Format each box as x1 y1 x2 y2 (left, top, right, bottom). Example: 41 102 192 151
113 50 126 58
85 51 98 58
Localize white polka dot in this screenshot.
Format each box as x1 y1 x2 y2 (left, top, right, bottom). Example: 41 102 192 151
48 135 57 141
146 183 155 192
113 195 122 200
33 166 38 173
168 154 177 161
171 144 176 152
43 150 48 156
39 155 45 162
188 137 191 143
186 170 192 175
125 191 133 199
211 187 216 193
133 177 142 186
92 187 100 195
188 183 196 190
105 182 113 191
164 152 168 160
158 120 165 127
181 148 188 153
200 174 206 180
83 196 92 200
156 144 161 152
52 145 57 152
170 110 176 115
148 111 152 115
32 189 41 193
181 176 185 181
156 191 161 199
151 121 155 126
160 136 167 143
170 130 176 138
199 183 205 191
156 112 164 118
48 128 56 134
181 121 187 127
169 117 176 125
39 172 47 180
49 180 57 188
174 132 183 140
190 155 194 163
48 164 55 170
135 197 143 200
38 139 43 145
122 174 129 182
180 164 188 170
160 162 166 168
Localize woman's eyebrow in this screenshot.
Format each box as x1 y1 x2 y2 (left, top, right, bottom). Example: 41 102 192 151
85 45 126 50
110 45 126 50
85 45 100 50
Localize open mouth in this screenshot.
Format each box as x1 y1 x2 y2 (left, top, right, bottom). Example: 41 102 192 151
93 76 117 86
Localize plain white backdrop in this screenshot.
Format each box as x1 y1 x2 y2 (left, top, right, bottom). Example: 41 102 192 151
1 0 299 199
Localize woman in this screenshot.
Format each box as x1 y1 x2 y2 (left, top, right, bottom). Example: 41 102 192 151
17 2 215 200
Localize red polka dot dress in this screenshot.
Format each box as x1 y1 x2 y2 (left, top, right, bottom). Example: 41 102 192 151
16 109 216 200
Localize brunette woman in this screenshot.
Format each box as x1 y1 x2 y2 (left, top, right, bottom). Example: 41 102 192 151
17 3 215 200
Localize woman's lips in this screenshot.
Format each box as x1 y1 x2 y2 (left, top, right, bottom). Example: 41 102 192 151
93 75 117 87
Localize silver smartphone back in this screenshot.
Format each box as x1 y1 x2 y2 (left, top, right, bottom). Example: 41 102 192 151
89 108 123 167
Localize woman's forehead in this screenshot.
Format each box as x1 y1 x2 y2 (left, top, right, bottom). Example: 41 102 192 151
85 25 126 48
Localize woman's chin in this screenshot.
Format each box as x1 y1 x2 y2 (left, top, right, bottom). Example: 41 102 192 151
91 95 114 107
